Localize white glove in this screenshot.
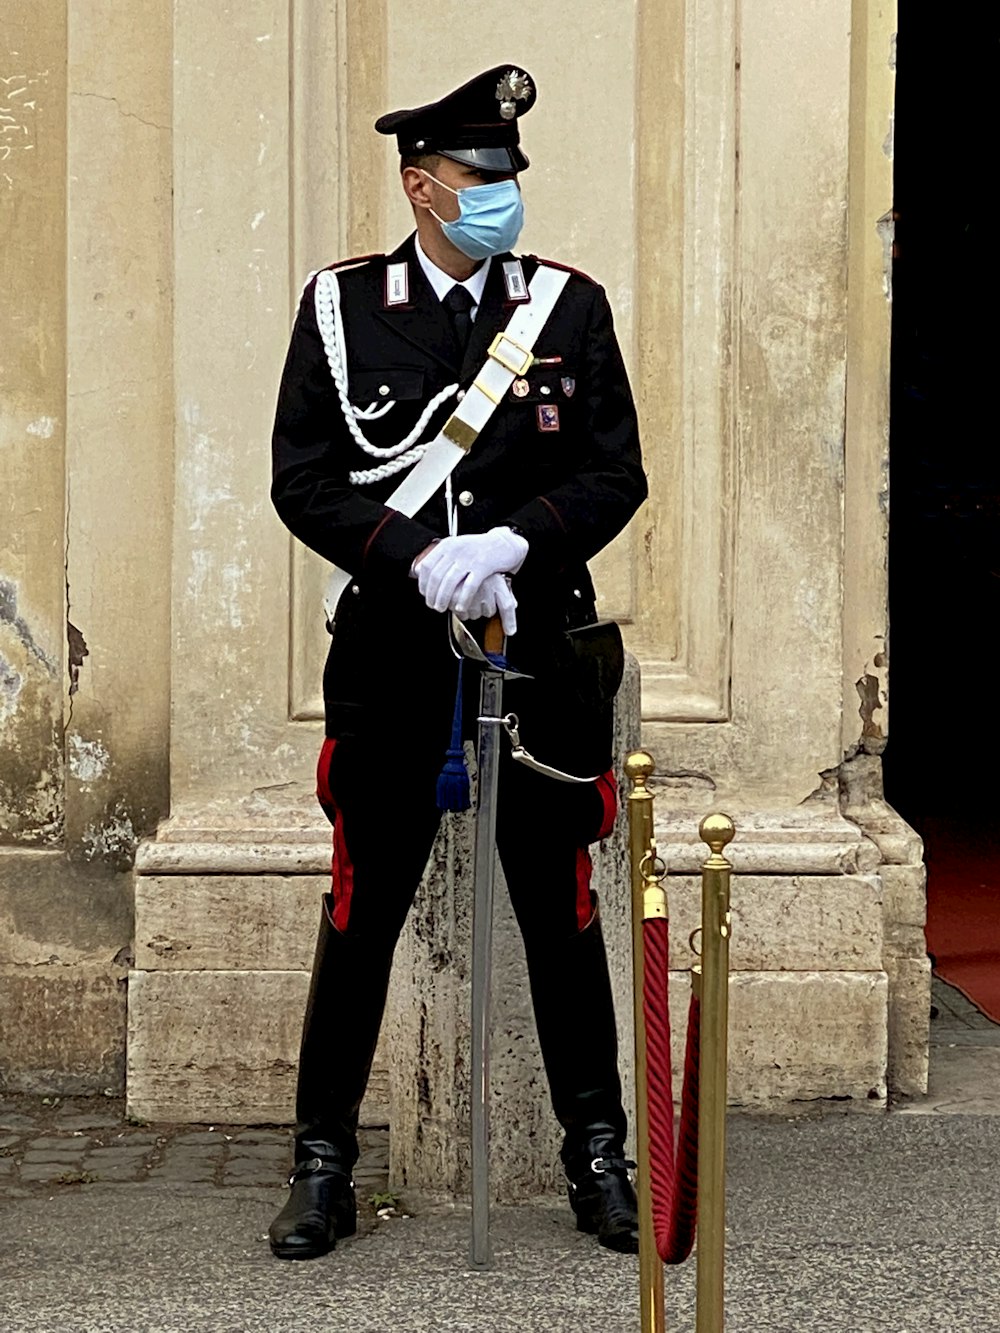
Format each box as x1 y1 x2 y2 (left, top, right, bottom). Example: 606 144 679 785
455 572 519 635
414 526 528 616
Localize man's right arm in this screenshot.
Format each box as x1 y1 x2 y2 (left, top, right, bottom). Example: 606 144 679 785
270 277 438 582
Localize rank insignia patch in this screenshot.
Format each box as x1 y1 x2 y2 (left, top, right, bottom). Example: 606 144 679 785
561 376 576 398
385 261 409 307
502 259 530 302
537 404 560 432
512 378 530 398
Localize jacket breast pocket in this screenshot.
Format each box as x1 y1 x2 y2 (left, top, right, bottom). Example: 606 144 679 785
347 367 426 409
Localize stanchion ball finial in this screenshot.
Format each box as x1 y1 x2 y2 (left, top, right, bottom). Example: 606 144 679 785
699 812 735 855
625 750 656 788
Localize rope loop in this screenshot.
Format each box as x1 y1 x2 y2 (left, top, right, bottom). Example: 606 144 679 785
313 269 459 484
643 913 701 1263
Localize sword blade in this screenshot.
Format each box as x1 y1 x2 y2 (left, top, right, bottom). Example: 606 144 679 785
469 665 504 1270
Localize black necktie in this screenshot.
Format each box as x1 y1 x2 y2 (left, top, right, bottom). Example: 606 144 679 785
443 284 475 354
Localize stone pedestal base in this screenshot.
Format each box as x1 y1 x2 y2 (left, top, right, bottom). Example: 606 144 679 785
384 658 641 1203
126 870 391 1125
384 791 637 1204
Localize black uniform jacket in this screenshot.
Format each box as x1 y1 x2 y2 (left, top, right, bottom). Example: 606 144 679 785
271 233 647 747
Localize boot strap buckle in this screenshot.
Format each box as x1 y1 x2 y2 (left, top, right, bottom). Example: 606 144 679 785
288 1156 353 1187
288 1156 324 1185
590 1155 637 1176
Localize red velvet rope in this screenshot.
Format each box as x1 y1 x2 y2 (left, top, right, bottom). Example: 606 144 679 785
642 913 701 1263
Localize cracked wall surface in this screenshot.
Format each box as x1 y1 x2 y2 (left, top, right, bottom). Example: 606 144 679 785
1 0 172 1094
1 0 66 852
842 5 896 763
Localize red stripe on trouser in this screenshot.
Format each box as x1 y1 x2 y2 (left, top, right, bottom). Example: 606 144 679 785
571 772 618 932
316 738 355 933
575 848 594 931
595 769 618 841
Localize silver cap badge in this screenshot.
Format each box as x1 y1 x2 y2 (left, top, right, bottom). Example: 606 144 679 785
496 69 533 121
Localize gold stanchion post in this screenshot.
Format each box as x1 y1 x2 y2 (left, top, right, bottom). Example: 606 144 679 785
695 813 735 1333
625 751 665 1333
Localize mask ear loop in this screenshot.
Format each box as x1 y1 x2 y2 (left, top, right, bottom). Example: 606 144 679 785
422 170 459 195
421 170 461 228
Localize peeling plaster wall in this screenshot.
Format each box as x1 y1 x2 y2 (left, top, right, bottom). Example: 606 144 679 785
1 8 66 849
842 0 896 761
0 1 173 1094
62 0 173 858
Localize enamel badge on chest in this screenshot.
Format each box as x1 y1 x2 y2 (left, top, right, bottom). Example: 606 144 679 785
502 259 529 303
385 261 409 307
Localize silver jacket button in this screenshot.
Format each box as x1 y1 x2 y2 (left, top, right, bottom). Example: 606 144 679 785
378 384 390 397
458 490 474 507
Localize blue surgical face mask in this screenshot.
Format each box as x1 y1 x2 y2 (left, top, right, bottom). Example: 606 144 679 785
424 171 525 260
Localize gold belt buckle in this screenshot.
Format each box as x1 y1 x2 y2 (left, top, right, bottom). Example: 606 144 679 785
488 331 534 377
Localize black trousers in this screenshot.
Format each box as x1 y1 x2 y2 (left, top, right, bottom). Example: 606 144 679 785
317 724 618 946
294 689 627 1160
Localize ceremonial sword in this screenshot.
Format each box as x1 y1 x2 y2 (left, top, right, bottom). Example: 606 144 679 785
450 614 526 1270
450 613 599 1268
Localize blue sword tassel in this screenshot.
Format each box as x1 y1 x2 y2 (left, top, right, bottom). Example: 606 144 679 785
436 658 472 812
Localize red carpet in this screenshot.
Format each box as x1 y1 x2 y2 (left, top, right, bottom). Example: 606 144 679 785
923 817 1000 1023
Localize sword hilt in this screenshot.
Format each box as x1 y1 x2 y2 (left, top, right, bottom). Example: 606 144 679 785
449 614 527 678
483 615 504 658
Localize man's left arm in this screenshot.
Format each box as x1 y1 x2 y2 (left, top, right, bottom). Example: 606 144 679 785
503 281 648 573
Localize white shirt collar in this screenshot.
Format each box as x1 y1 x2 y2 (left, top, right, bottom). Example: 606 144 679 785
413 233 491 313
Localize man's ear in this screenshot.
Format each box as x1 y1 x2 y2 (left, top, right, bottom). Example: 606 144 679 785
402 166 432 210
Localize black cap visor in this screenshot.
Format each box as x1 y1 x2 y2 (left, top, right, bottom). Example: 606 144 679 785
435 144 529 173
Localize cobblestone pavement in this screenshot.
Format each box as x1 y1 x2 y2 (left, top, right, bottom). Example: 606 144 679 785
0 1094 389 1203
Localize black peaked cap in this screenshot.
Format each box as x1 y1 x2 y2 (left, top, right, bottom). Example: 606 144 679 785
375 64 536 173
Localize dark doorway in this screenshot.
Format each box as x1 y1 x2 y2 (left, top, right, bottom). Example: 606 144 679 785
885 2 1000 1018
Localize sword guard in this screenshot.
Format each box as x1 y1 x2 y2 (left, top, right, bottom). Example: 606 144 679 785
448 615 532 681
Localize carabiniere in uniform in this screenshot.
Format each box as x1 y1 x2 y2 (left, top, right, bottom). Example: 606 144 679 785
268 61 648 1264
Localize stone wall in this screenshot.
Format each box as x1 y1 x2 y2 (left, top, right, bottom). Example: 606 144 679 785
1 0 917 1143
1 0 172 1095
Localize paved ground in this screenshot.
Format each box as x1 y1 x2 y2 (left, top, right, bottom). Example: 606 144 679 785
901 974 1000 1117
2 979 999 1332
0 1108 388 1194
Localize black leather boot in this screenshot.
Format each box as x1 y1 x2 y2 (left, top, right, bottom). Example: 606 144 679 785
562 1126 639 1253
524 899 639 1254
269 897 396 1261
268 1146 357 1260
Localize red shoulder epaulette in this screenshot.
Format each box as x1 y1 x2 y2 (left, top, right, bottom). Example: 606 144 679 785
527 255 598 285
320 252 385 273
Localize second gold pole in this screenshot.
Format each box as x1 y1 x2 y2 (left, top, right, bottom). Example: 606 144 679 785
695 813 735 1332
626 751 664 1333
